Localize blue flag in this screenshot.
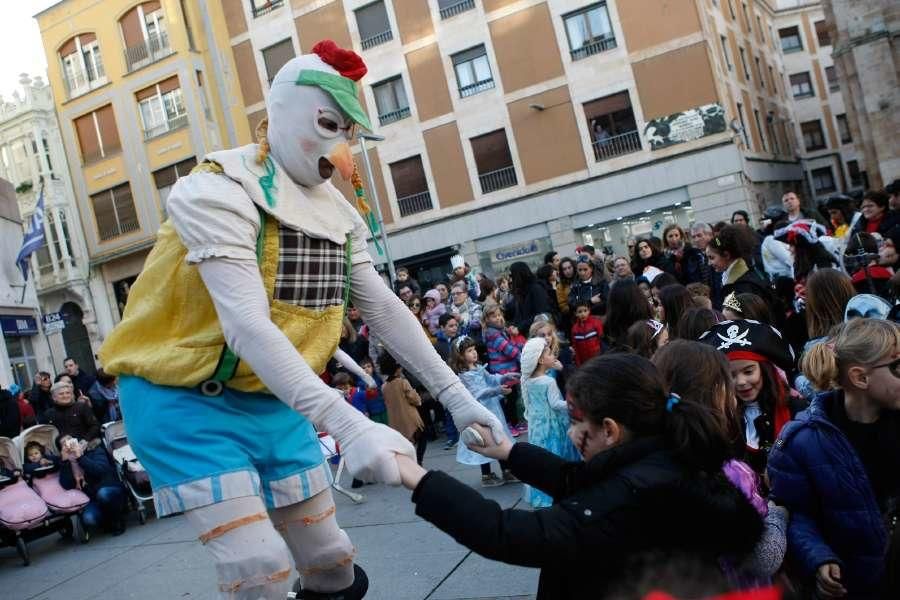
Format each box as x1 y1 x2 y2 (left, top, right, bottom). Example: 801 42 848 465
15 186 46 282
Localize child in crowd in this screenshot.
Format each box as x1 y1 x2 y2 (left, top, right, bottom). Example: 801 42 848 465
23 441 60 478
378 352 427 466
570 300 604 366
687 282 713 310
482 305 525 434
358 357 387 425
519 337 579 508
625 319 669 359
422 289 447 335
331 372 374 417
449 336 518 487
529 318 575 393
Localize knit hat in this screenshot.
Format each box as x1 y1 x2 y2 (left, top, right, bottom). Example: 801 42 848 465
520 337 548 380
698 319 795 373
424 289 441 304
8 383 20 396
450 254 465 270
844 294 892 321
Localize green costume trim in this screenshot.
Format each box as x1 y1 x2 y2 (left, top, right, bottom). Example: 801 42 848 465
241 155 278 208
295 70 372 131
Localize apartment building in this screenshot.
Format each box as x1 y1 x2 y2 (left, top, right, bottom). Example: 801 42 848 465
221 0 802 280
35 0 248 335
0 74 103 374
774 1 862 202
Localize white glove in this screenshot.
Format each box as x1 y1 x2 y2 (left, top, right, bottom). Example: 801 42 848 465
439 380 507 445
360 373 377 389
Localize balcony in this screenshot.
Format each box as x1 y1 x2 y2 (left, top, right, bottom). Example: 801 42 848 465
378 106 410 126
143 114 188 140
124 31 173 73
479 166 517 194
459 78 494 98
252 0 283 18
440 0 475 19
570 36 617 61
63 66 107 100
592 130 642 161
397 191 433 217
360 30 392 50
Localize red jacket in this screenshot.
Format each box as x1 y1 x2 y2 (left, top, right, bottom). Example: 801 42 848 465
571 316 604 366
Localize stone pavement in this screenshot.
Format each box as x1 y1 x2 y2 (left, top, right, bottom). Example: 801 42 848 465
0 442 538 600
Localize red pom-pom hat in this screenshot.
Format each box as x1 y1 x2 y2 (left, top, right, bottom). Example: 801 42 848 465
311 40 367 81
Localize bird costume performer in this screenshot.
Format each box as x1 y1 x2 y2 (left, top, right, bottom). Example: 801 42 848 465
99 41 504 600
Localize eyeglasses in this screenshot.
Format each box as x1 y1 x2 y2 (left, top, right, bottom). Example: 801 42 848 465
452 291 467 296
410 303 421 308
871 358 900 378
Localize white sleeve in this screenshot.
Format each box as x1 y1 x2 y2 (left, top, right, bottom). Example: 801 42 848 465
349 217 374 266
166 172 260 264
547 379 568 412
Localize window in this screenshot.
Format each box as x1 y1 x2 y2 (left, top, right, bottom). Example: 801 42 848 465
739 47 750 81
768 120 780 155
91 183 139 241
825 65 839 92
736 102 751 149
779 26 802 52
814 20 831 46
153 156 197 216
471 129 517 194
742 2 751 32
757 16 764 41
755 57 764 87
74 104 121 163
720 35 732 71
34 210 76 274
563 3 616 60
389 156 432 217
452 45 494 97
59 33 106 98
41 137 54 177
136 76 187 140
121 2 172 72
801 120 826 151
847 160 867 189
438 0 475 19
262 39 295 85
790 72 814 98
836 113 852 144
810 166 836 195
754 109 767 152
251 0 284 18
768 65 776 94
180 0 196 49
356 1 392 50
728 0 736 20
372 76 410 125
583 91 641 161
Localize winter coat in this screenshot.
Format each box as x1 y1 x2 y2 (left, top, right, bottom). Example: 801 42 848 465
850 208 900 239
567 277 610 317
29 384 53 422
672 246 706 285
483 324 523 375
344 386 376 414
721 259 774 311
510 281 555 333
393 277 421 296
45 401 100 443
59 446 120 497
768 391 898 598
0 390 20 438
422 289 447 334
382 377 423 441
449 299 482 339
358 373 386 416
412 438 763 599
850 266 894 301
434 331 455 362
571 316 604 366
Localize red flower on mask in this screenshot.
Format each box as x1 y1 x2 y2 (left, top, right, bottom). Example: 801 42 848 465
311 40 367 81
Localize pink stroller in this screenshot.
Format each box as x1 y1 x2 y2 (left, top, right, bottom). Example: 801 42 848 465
0 437 49 565
15 425 91 544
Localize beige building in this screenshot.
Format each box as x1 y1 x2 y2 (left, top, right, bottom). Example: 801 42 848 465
220 0 804 281
775 0 863 200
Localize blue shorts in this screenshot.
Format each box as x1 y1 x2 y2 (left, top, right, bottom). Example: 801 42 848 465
119 376 331 516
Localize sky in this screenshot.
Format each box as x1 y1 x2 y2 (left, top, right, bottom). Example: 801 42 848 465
0 1 59 99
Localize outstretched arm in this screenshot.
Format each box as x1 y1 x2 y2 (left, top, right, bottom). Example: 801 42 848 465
333 348 376 388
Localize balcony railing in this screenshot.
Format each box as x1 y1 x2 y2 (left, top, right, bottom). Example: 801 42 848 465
124 31 173 73
592 130 642 161
143 114 188 140
378 106 410 126
479 165 517 194
99 219 141 242
570 36 617 61
63 66 107 100
397 191 433 217
361 30 393 50
459 78 494 98
440 0 475 19
252 0 283 18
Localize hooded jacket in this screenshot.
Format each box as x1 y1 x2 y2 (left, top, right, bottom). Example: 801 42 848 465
422 289 447 334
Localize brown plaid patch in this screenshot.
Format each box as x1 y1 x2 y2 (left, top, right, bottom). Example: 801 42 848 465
274 226 346 310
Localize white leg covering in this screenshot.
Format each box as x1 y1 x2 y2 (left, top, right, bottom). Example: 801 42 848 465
269 489 356 593
186 496 293 600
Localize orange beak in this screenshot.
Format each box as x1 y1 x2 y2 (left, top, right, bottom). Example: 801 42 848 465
327 142 354 181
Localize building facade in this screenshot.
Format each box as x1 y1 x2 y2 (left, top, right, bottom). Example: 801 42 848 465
774 1 863 201
35 0 247 339
219 0 804 281
0 74 108 375
821 0 898 189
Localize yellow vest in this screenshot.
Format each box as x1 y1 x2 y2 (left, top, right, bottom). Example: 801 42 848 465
100 163 346 393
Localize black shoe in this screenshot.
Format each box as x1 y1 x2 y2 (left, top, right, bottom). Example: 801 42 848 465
289 564 369 599
351 478 364 489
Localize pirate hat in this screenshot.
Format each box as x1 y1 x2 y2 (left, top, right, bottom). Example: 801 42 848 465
698 319 795 372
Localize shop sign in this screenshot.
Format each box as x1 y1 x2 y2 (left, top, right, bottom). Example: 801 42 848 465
42 312 66 334
0 315 38 336
643 103 726 150
494 241 540 262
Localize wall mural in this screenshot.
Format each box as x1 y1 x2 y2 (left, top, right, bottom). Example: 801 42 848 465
643 103 727 150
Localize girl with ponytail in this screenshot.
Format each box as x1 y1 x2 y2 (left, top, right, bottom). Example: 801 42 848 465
393 354 762 599
768 318 900 599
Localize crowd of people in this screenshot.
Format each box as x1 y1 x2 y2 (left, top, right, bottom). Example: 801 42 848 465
323 186 898 598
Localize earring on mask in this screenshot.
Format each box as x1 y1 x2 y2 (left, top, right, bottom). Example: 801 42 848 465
255 118 270 165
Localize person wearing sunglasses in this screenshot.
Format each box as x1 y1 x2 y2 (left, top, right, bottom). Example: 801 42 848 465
768 318 900 599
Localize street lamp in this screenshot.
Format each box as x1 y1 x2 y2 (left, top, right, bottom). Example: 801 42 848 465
357 132 396 284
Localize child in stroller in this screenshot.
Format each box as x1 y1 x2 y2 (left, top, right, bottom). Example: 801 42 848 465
23 441 60 477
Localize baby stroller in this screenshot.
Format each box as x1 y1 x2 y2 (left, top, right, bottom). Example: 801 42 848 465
102 421 153 524
15 425 91 546
0 437 50 565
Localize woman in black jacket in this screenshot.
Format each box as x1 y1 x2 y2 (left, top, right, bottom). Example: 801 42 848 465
567 257 610 316
508 262 554 333
396 354 763 599
707 225 774 310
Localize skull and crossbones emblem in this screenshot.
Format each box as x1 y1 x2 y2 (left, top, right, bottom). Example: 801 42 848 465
716 324 752 350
